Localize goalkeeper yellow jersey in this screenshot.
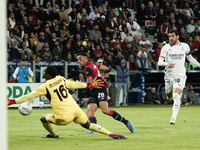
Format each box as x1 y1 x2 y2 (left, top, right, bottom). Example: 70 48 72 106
16 75 87 116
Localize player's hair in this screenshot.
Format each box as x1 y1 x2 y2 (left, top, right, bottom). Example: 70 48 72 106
46 66 58 78
169 30 179 36
77 52 88 57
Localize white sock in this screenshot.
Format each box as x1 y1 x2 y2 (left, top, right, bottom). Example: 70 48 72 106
171 93 181 120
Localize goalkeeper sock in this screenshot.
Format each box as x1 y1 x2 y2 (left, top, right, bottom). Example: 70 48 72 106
110 110 128 125
88 115 97 124
89 123 109 135
171 93 181 120
42 122 58 137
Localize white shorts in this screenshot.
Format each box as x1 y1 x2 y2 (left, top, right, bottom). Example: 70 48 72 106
164 74 187 94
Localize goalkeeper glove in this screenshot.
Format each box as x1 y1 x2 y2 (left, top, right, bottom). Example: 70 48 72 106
86 77 104 89
7 99 16 106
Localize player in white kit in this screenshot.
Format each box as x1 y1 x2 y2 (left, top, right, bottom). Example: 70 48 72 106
158 30 200 125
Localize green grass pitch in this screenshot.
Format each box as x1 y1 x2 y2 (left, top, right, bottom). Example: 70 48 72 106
8 104 200 150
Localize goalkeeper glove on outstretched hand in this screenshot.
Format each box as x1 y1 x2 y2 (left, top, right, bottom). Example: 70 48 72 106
7 99 16 106
86 77 104 89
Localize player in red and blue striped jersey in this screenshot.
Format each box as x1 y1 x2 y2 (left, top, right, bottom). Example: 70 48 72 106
77 52 134 134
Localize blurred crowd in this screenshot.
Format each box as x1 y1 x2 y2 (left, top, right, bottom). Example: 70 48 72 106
144 84 199 105
7 0 200 73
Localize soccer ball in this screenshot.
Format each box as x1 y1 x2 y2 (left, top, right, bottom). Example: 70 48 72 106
18 102 32 116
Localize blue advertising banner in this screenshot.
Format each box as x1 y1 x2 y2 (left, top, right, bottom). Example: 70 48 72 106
128 74 145 103
35 61 65 66
7 61 32 66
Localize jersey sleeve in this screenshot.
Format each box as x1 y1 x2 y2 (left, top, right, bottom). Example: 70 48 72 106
158 45 168 66
15 83 46 103
159 45 167 58
15 91 38 103
63 78 87 89
85 67 93 78
34 84 47 97
184 43 191 56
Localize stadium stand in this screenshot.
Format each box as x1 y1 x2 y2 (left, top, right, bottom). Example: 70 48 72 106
6 0 200 104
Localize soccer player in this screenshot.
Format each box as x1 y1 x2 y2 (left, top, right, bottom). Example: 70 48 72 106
7 66 126 139
77 52 134 134
158 30 200 125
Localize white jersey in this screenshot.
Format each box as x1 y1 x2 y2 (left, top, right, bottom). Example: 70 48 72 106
159 42 190 76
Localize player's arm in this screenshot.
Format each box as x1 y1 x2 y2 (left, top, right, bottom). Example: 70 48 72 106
7 91 38 105
158 46 168 67
64 77 103 89
7 84 46 106
64 78 87 89
185 43 200 67
187 54 200 68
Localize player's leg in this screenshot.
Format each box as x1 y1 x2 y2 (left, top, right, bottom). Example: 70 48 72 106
40 114 58 138
74 109 127 139
170 88 182 125
40 113 75 137
165 76 176 124
165 76 173 100
170 76 186 125
75 109 110 135
99 89 128 126
99 101 134 133
82 121 127 139
85 97 98 134
86 102 98 124
166 92 173 100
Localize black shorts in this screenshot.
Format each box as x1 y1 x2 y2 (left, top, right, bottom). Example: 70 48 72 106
87 88 108 106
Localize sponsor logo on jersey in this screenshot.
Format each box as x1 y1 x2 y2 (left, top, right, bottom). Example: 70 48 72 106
169 54 184 60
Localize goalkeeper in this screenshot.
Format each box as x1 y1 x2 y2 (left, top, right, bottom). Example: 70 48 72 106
7 66 126 139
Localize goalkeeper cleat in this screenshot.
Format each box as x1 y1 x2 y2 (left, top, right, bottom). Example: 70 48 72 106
170 117 176 125
109 133 127 139
126 120 135 133
41 134 59 138
84 130 99 134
